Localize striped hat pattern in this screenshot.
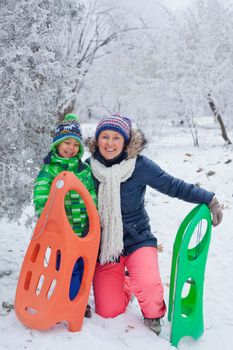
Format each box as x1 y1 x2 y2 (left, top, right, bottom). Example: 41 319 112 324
51 114 84 158
95 114 132 142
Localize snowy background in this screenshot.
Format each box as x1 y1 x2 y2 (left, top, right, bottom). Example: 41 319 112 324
1 0 233 349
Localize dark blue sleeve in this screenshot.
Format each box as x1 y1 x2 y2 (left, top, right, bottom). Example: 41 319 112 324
139 155 215 204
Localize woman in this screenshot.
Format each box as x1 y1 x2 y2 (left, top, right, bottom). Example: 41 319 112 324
87 114 223 335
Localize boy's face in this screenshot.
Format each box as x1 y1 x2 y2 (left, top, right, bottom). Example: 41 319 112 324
57 138 80 158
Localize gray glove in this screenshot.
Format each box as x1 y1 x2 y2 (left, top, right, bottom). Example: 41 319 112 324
208 197 223 226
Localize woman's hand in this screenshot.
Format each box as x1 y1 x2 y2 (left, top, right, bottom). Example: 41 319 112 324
208 197 223 226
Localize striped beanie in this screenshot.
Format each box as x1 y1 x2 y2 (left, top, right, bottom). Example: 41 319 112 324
51 114 84 158
95 114 132 142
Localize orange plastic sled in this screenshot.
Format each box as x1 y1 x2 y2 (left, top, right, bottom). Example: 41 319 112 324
15 171 100 332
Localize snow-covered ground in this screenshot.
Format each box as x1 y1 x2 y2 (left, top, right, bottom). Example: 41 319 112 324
0 123 232 349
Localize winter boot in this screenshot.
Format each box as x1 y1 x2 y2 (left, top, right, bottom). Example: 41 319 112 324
84 304 92 318
144 317 161 335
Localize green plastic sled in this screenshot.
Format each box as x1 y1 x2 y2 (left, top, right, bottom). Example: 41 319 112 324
168 204 212 347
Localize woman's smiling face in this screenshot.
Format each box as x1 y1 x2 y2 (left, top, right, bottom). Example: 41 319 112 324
98 130 125 160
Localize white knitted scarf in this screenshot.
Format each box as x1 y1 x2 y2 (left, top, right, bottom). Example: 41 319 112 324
91 157 137 264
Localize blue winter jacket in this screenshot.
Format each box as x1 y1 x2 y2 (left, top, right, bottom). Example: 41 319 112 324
120 154 214 255
88 130 215 256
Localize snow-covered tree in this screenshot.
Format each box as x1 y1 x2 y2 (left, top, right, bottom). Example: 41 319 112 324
0 0 128 220
173 0 233 143
79 0 233 145
77 0 181 130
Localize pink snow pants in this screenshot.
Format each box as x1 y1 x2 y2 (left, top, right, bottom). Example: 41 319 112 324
93 247 166 319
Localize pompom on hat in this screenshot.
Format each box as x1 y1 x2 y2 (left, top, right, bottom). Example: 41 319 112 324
95 114 132 143
51 114 84 158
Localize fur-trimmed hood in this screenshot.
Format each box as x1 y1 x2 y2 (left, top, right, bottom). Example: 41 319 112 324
85 129 147 159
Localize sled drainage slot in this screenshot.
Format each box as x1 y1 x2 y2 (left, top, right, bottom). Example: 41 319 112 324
36 275 45 295
44 246 52 267
31 244 40 263
56 250 61 271
25 307 37 315
24 271 32 291
47 279 57 300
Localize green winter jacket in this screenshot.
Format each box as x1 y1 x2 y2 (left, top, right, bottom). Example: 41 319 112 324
33 151 97 237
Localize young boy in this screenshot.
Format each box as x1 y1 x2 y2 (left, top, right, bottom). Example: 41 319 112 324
33 113 97 317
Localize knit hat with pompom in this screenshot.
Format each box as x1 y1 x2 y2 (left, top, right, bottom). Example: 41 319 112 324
51 114 84 158
95 114 132 143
